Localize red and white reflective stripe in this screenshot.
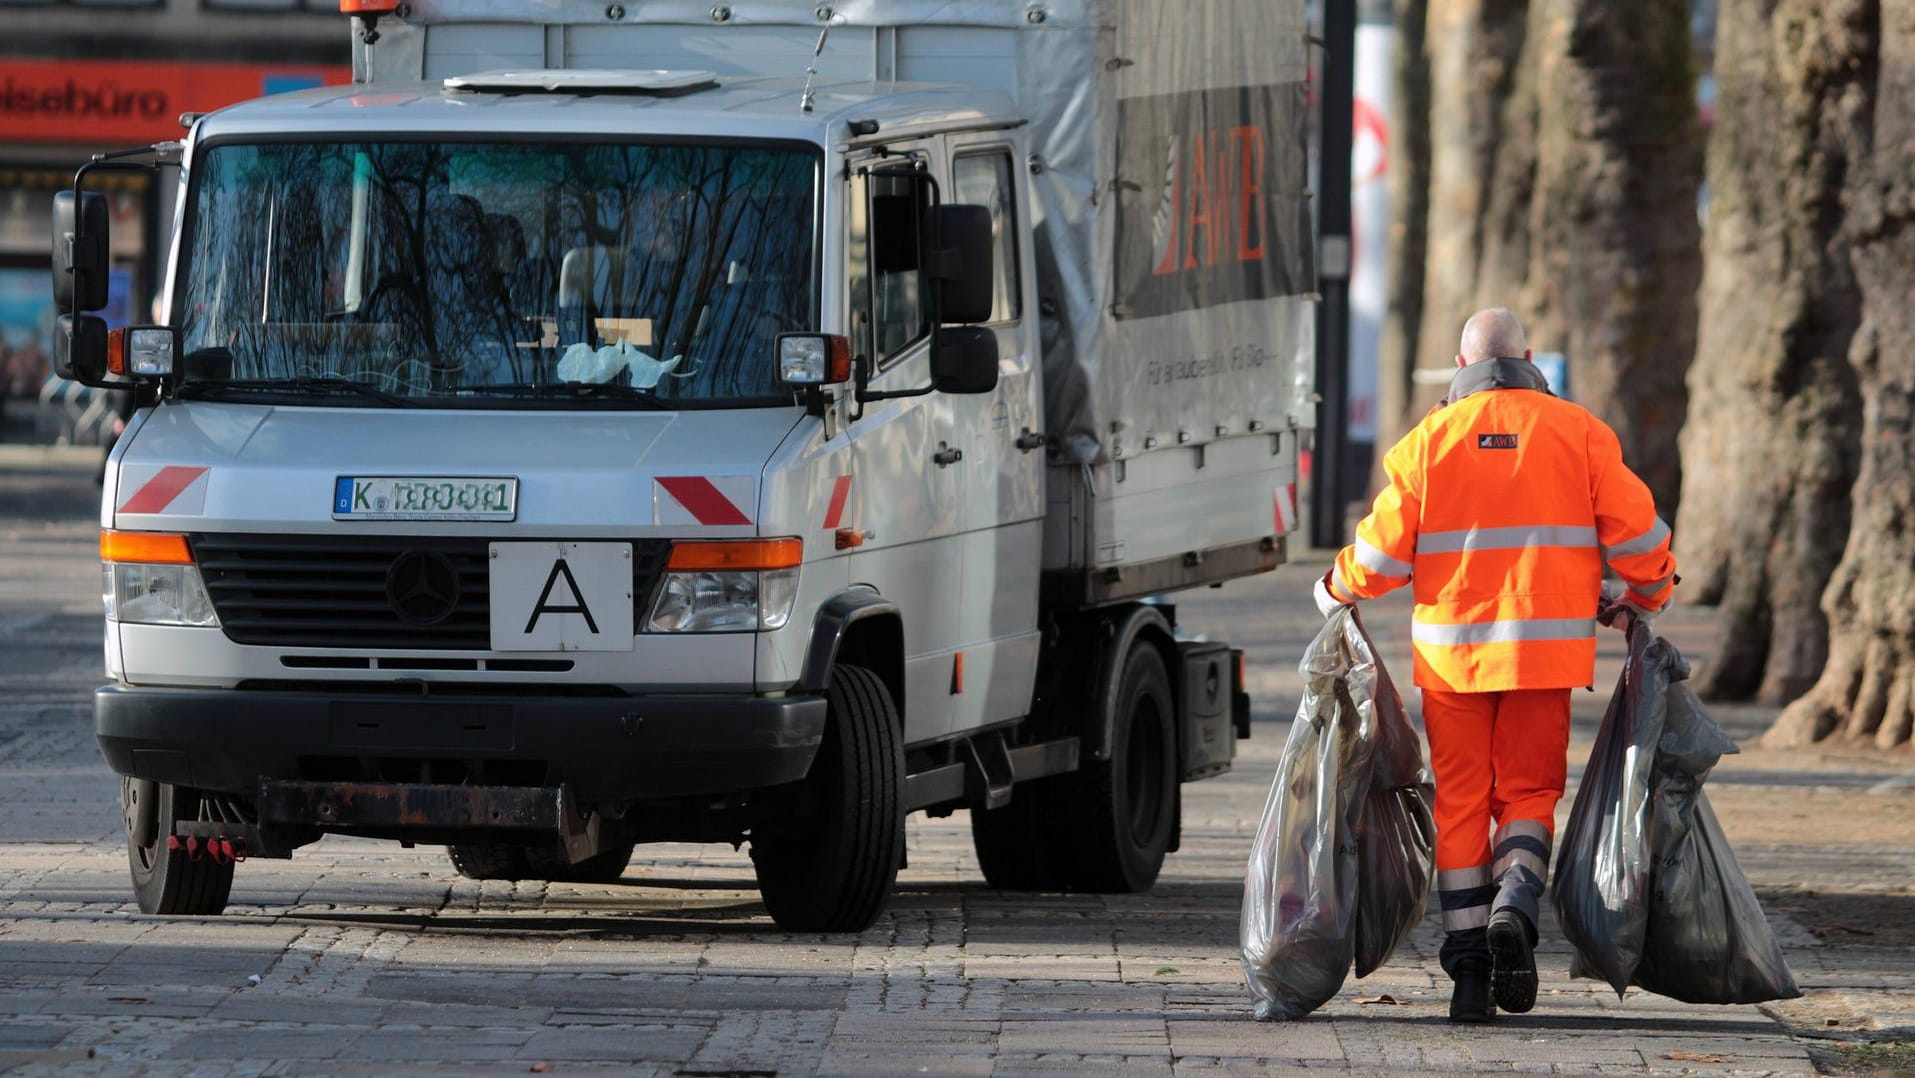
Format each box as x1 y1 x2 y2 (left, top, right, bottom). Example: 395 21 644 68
653 476 754 527
117 465 210 516
1273 482 1298 536
822 475 852 530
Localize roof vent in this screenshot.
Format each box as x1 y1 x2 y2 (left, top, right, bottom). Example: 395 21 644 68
443 69 720 96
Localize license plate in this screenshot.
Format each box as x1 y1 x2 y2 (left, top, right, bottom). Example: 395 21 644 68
489 542 634 652
333 476 517 521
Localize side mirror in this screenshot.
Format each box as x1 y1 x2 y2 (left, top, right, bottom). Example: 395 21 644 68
52 190 110 312
931 204 994 325
931 326 998 395
55 315 109 384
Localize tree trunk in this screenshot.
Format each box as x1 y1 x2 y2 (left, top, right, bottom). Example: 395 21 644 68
1767 5 1915 751
1373 0 1431 468
1674 0 1867 705
1519 0 1701 515
1390 0 1699 510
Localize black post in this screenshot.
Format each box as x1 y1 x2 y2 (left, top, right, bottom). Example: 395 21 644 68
1311 0 1356 549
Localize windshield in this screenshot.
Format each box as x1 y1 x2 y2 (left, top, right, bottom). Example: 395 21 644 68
178 140 819 406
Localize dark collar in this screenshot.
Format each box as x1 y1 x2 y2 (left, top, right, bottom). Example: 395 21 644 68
1443 356 1552 405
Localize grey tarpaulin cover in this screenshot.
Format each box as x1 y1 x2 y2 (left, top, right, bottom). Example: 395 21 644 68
1241 607 1435 1020
1553 611 1801 1004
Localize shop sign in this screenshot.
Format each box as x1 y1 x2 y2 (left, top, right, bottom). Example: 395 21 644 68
0 59 350 144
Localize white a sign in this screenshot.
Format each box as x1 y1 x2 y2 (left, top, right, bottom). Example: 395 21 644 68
488 542 634 652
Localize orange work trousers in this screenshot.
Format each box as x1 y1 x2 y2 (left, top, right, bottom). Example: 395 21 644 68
1423 687 1572 872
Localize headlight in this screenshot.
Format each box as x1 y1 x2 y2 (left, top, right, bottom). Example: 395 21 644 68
647 567 798 632
100 530 219 628
109 563 219 627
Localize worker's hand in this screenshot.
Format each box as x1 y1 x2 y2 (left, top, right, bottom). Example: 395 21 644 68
1313 574 1348 619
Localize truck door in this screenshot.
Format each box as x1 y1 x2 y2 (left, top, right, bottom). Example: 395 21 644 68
943 140 1044 733
843 146 967 745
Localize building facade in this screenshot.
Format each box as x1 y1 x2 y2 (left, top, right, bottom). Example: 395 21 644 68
0 0 348 442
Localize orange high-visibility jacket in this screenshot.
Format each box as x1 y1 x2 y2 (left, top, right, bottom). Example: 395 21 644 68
1330 369 1676 692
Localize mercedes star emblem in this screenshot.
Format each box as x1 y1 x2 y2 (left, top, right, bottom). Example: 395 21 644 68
385 550 462 626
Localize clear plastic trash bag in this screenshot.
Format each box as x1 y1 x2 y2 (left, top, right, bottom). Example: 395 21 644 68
1242 607 1435 1019
1554 609 1801 1003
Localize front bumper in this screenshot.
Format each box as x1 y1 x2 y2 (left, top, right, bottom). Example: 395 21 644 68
96 684 826 803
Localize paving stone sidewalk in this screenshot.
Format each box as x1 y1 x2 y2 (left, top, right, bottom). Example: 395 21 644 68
1 445 1910 1076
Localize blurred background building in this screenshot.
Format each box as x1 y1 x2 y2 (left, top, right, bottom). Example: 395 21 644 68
0 0 347 444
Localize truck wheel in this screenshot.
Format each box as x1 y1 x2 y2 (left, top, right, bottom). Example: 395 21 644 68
447 843 634 883
751 664 902 932
126 780 235 916
969 778 1076 891
446 844 532 881
1070 641 1177 892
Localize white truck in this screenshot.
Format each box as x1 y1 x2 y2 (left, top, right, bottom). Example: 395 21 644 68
55 0 1315 930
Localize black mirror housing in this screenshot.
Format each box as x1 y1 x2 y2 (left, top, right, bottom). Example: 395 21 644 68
931 326 998 395
55 314 111 385
52 190 110 312
932 203 994 325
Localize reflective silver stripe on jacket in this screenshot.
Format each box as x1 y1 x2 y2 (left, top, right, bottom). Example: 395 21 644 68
1411 617 1596 647
1606 516 1671 558
1417 524 1598 555
1632 570 1676 596
1355 536 1413 577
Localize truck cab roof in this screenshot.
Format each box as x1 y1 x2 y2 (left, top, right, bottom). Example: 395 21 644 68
192 73 1024 146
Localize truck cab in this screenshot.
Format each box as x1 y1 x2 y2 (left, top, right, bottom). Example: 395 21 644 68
60 0 1313 930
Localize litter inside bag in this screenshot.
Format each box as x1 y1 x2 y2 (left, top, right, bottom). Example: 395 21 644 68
1351 625 1436 979
1555 610 1801 1004
1242 607 1434 1018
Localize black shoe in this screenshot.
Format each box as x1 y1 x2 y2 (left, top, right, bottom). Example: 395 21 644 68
1449 973 1495 1023
1488 910 1538 1014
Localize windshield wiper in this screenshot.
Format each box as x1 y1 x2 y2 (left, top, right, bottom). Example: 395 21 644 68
456 382 676 410
176 377 418 408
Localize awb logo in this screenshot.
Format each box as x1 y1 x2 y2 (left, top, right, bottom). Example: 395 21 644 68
1113 85 1312 320
1478 434 1520 449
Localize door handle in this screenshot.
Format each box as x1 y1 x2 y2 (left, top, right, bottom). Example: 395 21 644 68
933 443 963 467
1015 429 1048 453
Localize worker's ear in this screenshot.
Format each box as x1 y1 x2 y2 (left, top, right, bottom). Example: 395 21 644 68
1455 354 1467 368
1524 348 1533 361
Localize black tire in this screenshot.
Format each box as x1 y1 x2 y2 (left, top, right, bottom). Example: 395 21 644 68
969 776 1077 891
447 842 634 883
127 780 236 916
751 664 903 932
1069 641 1177 893
446 844 532 881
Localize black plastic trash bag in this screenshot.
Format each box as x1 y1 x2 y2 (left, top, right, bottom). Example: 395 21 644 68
1242 607 1435 1018
1554 609 1801 1003
1634 671 1801 1003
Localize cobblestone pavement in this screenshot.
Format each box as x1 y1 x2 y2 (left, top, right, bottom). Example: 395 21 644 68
2 446 1911 1076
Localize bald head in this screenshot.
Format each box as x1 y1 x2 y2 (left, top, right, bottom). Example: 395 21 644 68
1458 308 1529 366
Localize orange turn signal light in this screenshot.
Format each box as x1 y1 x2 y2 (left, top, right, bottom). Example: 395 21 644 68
340 0 399 13
101 530 193 565
666 538 802 571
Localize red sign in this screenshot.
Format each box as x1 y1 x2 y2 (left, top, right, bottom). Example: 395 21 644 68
0 59 351 145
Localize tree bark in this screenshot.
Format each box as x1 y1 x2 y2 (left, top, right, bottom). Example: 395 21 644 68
1674 0 1867 705
1519 0 1701 514
1373 0 1431 467
1768 3 1915 751
1391 0 1700 512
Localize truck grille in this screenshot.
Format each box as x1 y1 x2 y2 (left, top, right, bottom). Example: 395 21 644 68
191 534 672 651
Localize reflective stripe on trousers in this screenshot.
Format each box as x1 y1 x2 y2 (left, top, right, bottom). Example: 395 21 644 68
1437 865 1492 932
1491 818 1551 928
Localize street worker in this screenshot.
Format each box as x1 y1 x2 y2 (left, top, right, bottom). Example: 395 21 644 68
1314 307 1676 1023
